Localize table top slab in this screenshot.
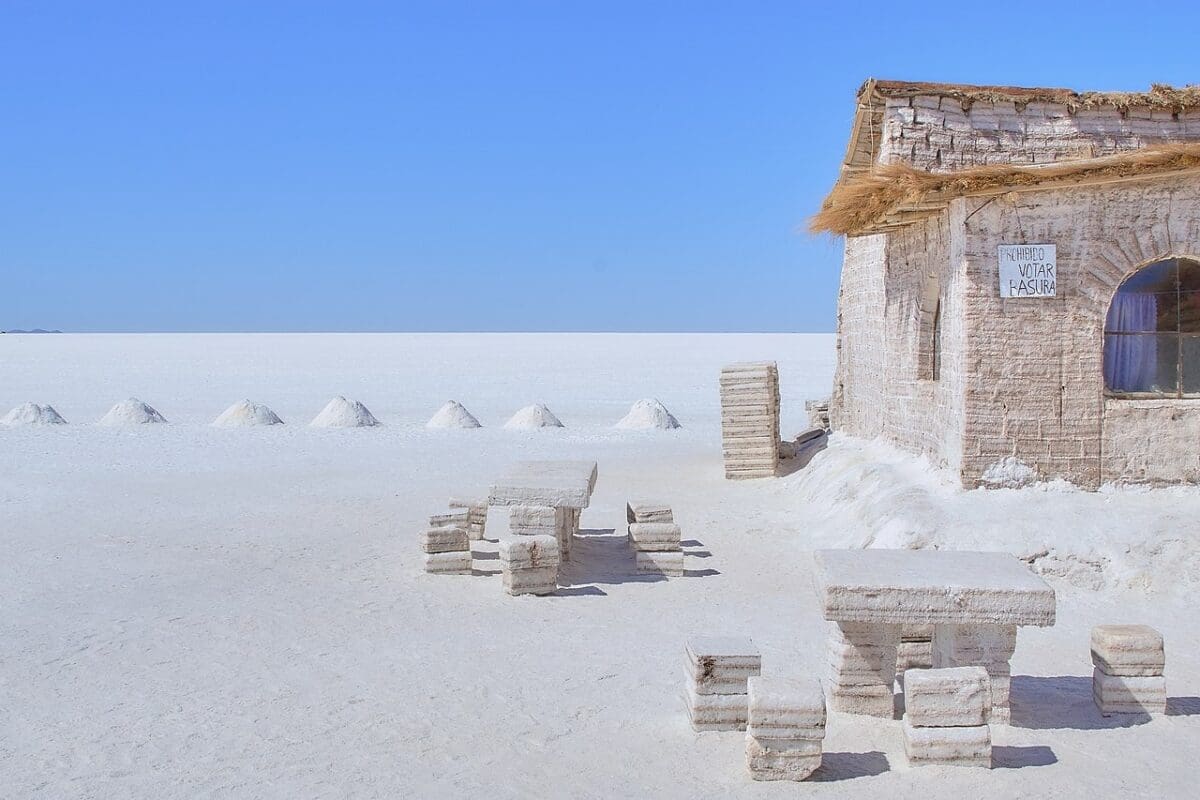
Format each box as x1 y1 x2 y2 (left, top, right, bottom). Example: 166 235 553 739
813 549 1056 627
488 460 598 508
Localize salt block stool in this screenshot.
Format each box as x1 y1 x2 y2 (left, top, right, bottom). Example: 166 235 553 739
1091 624 1167 716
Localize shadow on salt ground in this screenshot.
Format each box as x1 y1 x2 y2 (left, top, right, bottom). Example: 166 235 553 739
554 585 607 597
557 529 722 586
560 529 666 586
992 745 1058 769
1168 697 1200 716
810 751 889 781
1011 676 1200 730
680 539 716 569
777 434 828 478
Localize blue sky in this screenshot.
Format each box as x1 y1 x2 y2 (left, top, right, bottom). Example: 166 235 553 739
2 1 1197 332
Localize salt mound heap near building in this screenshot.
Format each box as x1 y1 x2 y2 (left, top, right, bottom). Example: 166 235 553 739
213 400 284 428
426 400 481 429
1 402 67 426
310 396 380 428
99 398 167 425
615 398 680 430
504 403 564 430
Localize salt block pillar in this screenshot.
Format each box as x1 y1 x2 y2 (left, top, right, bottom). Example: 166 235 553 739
825 622 899 718
932 625 1017 724
554 507 573 560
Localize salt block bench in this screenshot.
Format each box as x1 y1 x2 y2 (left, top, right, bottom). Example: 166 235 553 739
488 460 598 560
812 549 1055 723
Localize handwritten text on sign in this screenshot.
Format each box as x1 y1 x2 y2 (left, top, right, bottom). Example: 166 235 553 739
998 244 1056 298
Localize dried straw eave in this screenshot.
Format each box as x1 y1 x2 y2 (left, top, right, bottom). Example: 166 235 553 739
810 143 1200 236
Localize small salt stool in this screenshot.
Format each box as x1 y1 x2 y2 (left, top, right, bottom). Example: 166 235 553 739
498 534 560 596
1091 625 1167 715
421 525 472 574
629 522 684 576
902 667 992 768
904 666 991 727
684 636 761 731
745 676 826 781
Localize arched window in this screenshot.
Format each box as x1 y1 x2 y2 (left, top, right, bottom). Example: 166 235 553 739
1104 257 1200 396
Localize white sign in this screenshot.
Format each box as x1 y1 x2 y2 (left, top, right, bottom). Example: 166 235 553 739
998 244 1056 298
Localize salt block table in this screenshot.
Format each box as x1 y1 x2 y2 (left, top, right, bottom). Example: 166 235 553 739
812 549 1056 723
488 461 598 559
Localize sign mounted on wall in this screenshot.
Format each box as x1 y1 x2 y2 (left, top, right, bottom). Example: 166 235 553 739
998 244 1057 298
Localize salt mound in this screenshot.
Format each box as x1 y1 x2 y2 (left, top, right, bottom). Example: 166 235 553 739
310 396 380 428
1 402 67 426
504 403 564 430
615 398 680 430
212 400 284 428
99 398 167 426
980 456 1038 488
426 400 481 429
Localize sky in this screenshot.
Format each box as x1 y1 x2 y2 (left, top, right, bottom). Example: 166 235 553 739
1 1 1198 333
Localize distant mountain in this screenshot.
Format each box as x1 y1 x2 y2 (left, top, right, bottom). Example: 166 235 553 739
2 328 62 334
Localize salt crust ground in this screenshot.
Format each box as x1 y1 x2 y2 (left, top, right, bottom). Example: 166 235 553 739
1 334 1197 798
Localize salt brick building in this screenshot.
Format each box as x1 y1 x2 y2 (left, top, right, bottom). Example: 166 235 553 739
813 80 1200 488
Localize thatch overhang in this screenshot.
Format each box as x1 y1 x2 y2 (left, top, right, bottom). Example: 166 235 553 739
811 143 1200 236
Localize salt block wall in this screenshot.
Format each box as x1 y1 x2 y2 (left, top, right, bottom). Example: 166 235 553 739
878 96 1200 172
831 214 966 473
958 175 1200 487
831 235 887 440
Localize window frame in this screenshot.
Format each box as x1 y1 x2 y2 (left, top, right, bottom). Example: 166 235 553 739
1104 256 1200 399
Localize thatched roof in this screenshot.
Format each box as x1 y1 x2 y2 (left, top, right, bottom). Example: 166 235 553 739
818 78 1200 236
810 143 1200 236
837 79 1200 189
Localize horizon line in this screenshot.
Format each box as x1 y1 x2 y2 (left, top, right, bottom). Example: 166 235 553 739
2 329 836 335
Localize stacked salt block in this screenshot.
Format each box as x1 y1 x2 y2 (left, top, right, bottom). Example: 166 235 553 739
448 497 488 541
745 677 826 782
684 636 761 731
626 502 683 575
933 625 1016 723
422 524 472 574
825 622 897 717
719 362 781 479
507 504 572 557
1091 624 1167 716
897 624 935 679
902 667 992 768
499 534 559 596
627 510 684 577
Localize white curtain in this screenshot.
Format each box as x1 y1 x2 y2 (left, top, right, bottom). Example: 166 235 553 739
1104 293 1159 391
